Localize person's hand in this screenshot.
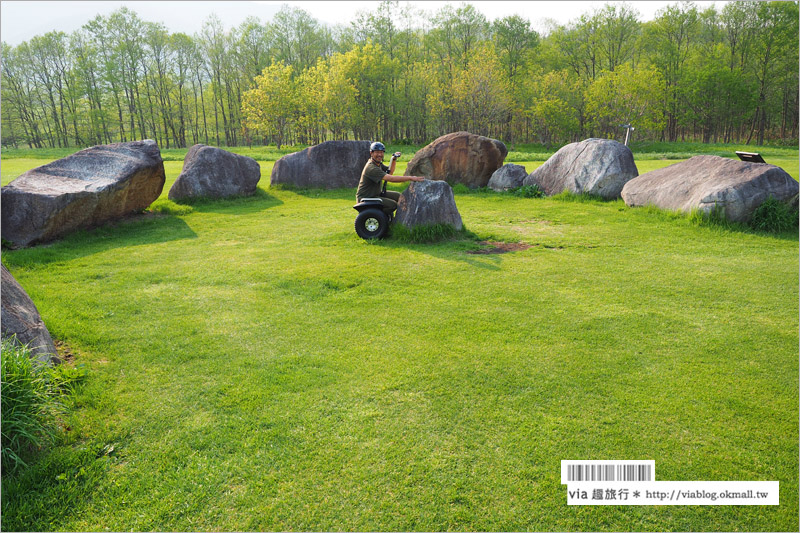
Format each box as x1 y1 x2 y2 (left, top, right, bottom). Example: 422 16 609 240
392 152 402 160
412 176 425 182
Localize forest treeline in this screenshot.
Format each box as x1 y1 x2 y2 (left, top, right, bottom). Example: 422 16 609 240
1 1 797 151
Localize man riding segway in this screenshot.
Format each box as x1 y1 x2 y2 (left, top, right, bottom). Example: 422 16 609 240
353 142 425 239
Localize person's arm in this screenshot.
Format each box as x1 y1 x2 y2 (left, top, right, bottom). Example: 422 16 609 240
383 152 425 183
384 174 425 183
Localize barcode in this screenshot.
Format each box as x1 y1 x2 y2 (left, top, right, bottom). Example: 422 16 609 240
561 460 655 484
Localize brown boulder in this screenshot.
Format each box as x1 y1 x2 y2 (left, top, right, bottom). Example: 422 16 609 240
404 131 507 188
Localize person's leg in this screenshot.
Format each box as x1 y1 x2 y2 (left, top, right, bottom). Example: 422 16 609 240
380 190 401 216
382 190 401 202
380 197 398 216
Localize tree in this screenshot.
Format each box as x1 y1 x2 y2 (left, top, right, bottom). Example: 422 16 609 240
451 43 511 137
526 69 582 146
491 14 538 145
241 62 297 149
586 62 666 139
747 1 798 144
596 3 641 71
642 2 699 141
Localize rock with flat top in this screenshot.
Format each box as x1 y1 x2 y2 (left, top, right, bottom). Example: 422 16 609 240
621 155 799 222
1 140 165 247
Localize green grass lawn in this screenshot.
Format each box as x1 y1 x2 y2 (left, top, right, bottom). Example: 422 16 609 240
1 145 798 531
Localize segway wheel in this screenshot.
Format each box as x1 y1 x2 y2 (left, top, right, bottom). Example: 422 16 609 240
355 208 389 240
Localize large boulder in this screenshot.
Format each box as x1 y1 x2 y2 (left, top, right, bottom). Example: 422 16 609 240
488 164 528 191
404 131 507 188
169 144 260 201
523 138 638 199
395 180 463 230
1 264 59 365
1 140 165 247
270 140 371 188
621 155 799 223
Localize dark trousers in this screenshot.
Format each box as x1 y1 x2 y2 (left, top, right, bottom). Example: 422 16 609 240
380 190 401 216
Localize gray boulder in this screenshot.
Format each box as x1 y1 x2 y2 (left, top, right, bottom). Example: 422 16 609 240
523 138 638 199
395 180 463 230
405 131 507 188
169 144 260 201
621 155 799 223
488 164 528 191
1 264 59 365
270 140 371 188
1 140 165 247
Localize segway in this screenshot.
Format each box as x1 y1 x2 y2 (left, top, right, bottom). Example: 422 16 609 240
353 181 393 240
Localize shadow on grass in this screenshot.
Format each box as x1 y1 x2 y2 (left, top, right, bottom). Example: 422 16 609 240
270 184 359 201
170 188 283 214
544 191 799 241
1 215 198 267
628 203 799 242
0 439 111 532
365 226 509 271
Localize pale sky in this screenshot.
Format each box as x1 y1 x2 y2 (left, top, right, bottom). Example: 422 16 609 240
0 1 726 45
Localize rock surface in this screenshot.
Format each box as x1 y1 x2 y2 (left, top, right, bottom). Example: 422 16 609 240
404 131 507 188
1 140 165 247
488 164 528 191
523 138 638 199
1 264 59 365
395 180 463 230
270 140 371 188
621 155 800 223
169 144 260 200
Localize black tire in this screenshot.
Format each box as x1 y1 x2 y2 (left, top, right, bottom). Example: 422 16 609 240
355 208 389 240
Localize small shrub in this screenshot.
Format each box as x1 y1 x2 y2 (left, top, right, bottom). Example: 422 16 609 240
451 183 471 194
508 184 545 198
147 199 194 216
1 338 84 475
749 196 799 233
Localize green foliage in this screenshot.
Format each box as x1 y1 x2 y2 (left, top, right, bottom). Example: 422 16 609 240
507 184 545 198
586 63 667 138
389 222 462 243
147 199 194 216
750 196 799 234
1 1 796 151
550 190 606 203
241 62 297 149
1 338 84 475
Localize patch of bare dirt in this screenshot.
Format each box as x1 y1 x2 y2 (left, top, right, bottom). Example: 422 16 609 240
467 241 533 254
54 339 76 364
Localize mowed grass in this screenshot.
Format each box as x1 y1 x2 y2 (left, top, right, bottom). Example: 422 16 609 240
1 151 798 531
